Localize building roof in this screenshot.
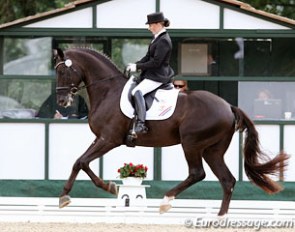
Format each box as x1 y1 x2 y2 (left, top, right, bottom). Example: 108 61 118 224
0 0 93 29
221 0 295 26
0 0 294 29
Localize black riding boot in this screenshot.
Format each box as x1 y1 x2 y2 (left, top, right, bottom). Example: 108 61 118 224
133 90 148 134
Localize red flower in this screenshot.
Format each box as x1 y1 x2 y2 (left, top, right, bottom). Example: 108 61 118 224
118 163 148 178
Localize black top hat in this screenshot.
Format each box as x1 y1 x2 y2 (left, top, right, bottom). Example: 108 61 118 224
145 12 169 25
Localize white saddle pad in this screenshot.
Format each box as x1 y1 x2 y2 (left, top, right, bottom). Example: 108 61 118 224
120 77 179 120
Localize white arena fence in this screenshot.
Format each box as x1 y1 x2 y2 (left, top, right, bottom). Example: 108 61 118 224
0 197 294 226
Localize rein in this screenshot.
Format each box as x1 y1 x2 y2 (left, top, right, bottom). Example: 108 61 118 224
56 75 118 94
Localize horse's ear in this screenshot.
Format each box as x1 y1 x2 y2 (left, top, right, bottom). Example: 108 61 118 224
53 48 65 61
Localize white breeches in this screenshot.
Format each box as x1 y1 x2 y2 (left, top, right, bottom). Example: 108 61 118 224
131 78 162 96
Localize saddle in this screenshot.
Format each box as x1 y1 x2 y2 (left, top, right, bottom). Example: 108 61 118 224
120 76 179 120
120 76 179 147
128 78 174 110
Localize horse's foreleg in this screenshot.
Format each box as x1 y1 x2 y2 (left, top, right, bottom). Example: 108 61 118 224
59 137 117 208
81 163 118 195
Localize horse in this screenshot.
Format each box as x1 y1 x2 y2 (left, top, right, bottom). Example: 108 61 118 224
53 47 289 216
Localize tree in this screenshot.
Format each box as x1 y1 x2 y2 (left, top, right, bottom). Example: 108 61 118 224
0 0 73 24
241 0 295 19
0 0 294 25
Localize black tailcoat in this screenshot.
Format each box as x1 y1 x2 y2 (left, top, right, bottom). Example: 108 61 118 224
136 31 174 83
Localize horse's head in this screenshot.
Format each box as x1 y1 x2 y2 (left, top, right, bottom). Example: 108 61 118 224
53 48 82 107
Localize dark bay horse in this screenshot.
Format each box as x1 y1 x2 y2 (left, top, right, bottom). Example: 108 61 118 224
53 48 289 216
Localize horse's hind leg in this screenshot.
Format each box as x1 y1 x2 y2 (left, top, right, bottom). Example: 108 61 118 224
160 148 206 213
59 137 118 208
203 136 236 216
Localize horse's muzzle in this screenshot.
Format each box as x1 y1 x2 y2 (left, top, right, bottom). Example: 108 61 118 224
57 94 73 108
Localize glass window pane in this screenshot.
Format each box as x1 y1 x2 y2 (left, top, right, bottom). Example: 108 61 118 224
112 38 150 69
218 39 240 76
177 38 242 76
175 37 295 77
270 38 295 77
4 37 53 75
57 39 105 51
244 39 271 76
238 82 295 120
0 79 52 118
243 38 295 77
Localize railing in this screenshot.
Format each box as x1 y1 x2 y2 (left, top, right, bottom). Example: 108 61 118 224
0 197 294 225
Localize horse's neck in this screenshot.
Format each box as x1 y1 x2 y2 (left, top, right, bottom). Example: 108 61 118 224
86 74 126 110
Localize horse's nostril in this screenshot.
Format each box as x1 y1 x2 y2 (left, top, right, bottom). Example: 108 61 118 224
58 99 65 106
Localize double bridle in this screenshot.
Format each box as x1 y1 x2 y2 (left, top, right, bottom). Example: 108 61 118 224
54 59 120 95
54 60 82 95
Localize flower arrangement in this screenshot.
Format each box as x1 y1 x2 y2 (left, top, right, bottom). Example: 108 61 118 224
118 163 148 179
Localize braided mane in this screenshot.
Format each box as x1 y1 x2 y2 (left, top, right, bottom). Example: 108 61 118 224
74 47 123 74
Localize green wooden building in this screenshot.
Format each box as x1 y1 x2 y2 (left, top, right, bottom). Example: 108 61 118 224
0 0 294 200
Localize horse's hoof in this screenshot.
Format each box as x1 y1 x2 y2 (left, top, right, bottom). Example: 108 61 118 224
159 203 172 214
59 195 71 208
217 213 227 219
108 181 118 196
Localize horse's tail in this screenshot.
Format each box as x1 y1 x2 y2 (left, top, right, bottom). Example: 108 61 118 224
231 106 289 194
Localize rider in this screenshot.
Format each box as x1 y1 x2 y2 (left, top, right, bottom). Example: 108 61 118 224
126 12 174 134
